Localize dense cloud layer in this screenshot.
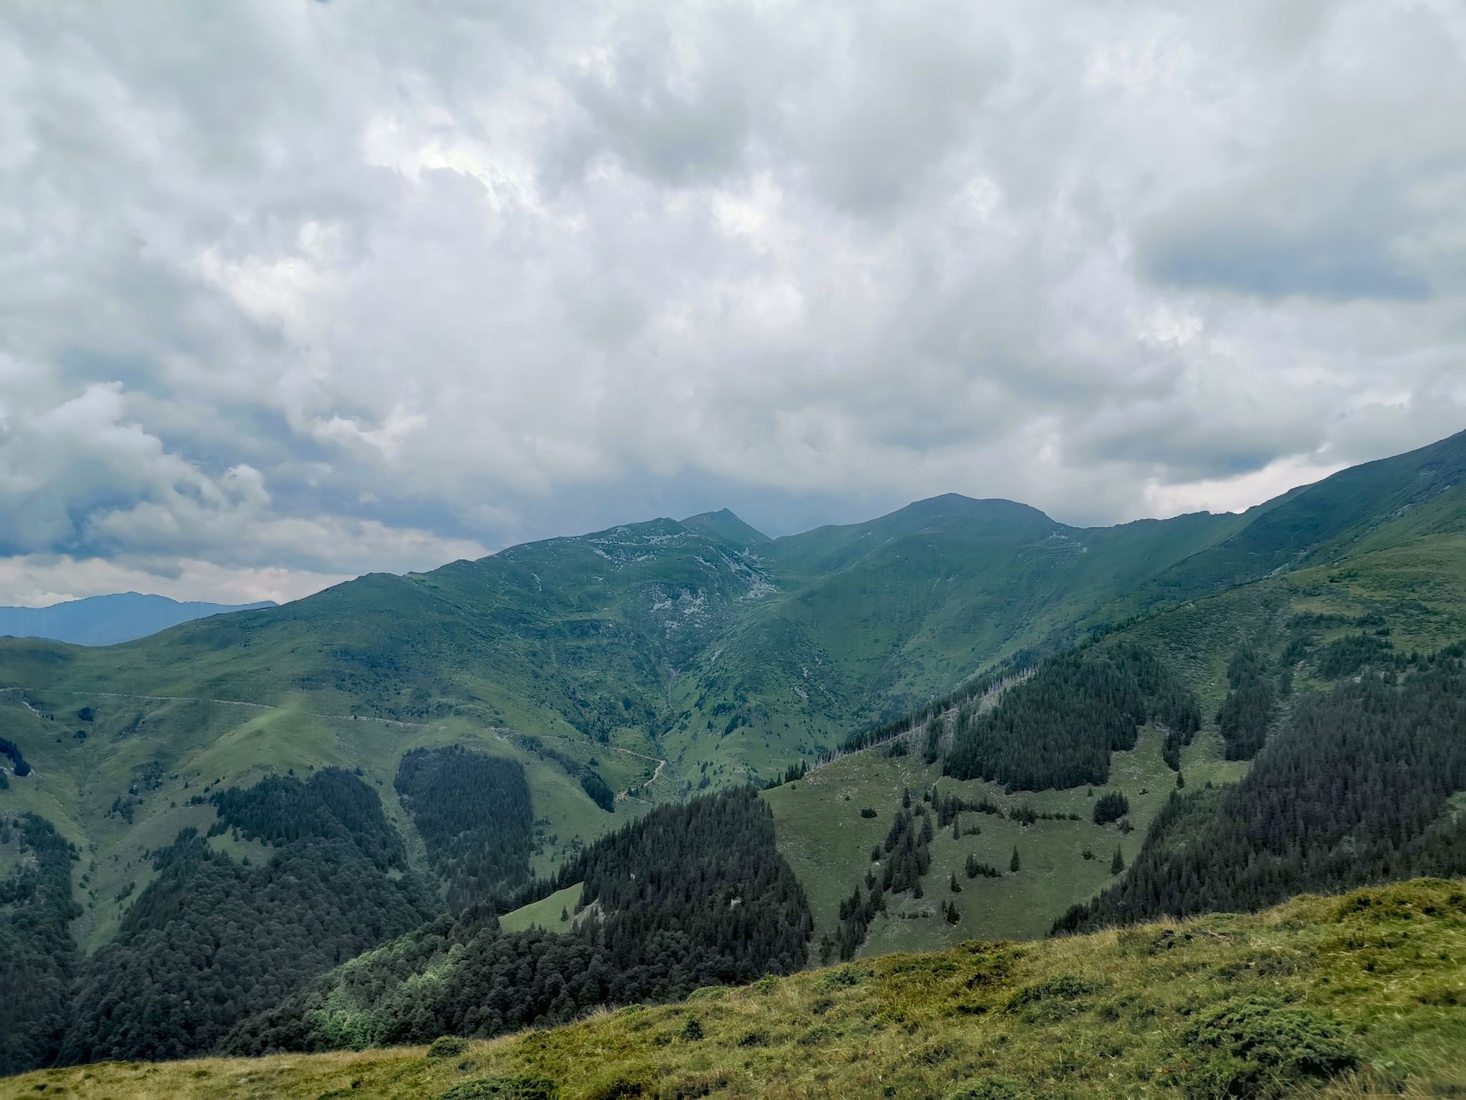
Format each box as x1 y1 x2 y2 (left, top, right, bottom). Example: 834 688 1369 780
1 0 1463 603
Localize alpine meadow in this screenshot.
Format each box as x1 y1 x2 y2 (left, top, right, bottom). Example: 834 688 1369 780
4 2 1466 1097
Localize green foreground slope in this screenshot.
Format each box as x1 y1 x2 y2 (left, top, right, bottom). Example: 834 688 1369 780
7 876 1463 1099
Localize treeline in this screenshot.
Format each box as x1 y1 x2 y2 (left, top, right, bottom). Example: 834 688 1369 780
825 779 1036 962
1315 632 1398 679
224 788 812 1054
395 746 534 908
60 770 431 1066
762 759 808 789
832 658 1037 759
790 641 1194 789
944 644 1200 791
1057 648 1466 932
0 814 80 1075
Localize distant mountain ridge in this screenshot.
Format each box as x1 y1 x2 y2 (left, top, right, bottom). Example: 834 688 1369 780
0 592 276 646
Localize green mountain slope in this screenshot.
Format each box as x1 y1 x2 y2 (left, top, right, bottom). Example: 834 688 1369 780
0 432 1461 951
7 876 1463 1099
1141 428 1466 602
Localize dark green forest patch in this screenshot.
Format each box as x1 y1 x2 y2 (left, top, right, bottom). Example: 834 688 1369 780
396 746 534 907
226 788 812 1054
1059 647 1466 931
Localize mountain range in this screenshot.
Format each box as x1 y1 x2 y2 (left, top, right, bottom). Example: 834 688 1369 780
0 593 275 647
1 428 1464 1089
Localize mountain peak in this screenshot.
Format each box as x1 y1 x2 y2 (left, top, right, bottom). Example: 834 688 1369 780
679 508 771 548
888 493 1058 530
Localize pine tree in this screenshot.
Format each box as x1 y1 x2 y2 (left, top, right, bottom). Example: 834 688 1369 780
1110 846 1125 874
949 872 961 893
1010 846 1021 873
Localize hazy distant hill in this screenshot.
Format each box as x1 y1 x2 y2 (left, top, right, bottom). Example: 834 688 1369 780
0 592 276 646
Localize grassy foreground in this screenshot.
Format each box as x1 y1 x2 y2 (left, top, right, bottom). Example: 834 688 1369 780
6 878 1464 1100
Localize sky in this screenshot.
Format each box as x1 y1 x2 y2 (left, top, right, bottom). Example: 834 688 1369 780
1 0 1464 606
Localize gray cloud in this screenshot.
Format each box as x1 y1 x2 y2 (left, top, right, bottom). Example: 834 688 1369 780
0 0 1463 603
1138 180 1432 302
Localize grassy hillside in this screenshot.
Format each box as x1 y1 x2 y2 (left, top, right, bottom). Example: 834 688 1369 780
0 695 642 952
0 496 1240 944
1137 429 1466 606
7 876 1462 1099
766 724 1246 957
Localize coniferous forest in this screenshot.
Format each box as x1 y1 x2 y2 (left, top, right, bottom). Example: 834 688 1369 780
395 746 534 907
225 788 812 1053
58 770 432 1065
944 644 1201 790
0 814 79 1076
1057 648 1466 932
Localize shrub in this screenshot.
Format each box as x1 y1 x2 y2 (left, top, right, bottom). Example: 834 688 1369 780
427 1035 469 1058
1181 995 1357 1098
1005 975 1097 1013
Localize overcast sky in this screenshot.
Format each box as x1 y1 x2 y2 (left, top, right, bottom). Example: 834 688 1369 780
1 0 1464 606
